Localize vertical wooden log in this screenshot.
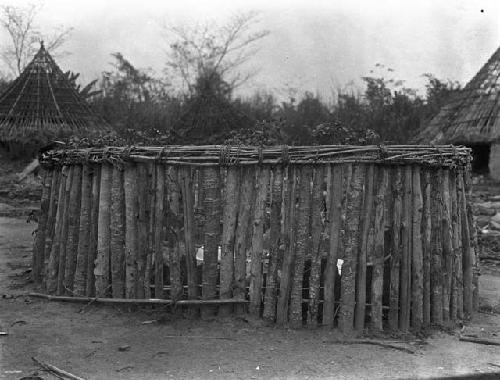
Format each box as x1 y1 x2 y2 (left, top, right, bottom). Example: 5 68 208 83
338 164 365 333
166 166 182 301
153 164 165 299
355 164 374 331
74 165 92 295
289 166 313 328
458 172 473 317
455 172 464 319
371 167 388 330
411 166 423 329
421 170 432 327
124 163 138 298
449 171 459 321
441 169 453 322
180 166 198 300
323 165 343 327
388 167 402 330
465 168 479 312
33 170 52 283
234 167 255 313
95 163 112 297
249 167 270 316
220 167 240 316
277 166 297 325
46 166 68 294
44 169 60 276
201 166 221 318
307 166 325 328
136 164 148 299
86 166 100 297
110 165 125 298
57 166 74 295
263 166 283 322
430 169 443 325
145 163 155 298
400 165 412 331
64 165 82 294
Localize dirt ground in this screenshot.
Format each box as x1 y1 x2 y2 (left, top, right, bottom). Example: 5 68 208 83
1 216 500 380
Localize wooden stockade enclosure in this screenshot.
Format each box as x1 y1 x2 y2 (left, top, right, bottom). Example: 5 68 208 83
32 145 478 332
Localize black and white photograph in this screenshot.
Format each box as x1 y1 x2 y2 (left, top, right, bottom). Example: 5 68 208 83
0 0 499 379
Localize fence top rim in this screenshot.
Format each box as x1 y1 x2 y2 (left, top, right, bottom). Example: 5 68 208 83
39 144 472 169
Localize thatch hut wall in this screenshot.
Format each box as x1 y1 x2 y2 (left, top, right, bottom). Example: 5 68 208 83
32 145 477 331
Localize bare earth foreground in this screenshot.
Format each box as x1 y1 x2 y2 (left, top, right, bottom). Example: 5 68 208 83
1 216 500 380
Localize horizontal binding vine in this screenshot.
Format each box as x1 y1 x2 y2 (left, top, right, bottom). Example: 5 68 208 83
39 144 472 168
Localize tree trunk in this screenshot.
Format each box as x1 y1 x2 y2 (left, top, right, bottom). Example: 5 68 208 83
249 167 270 316
338 164 365 333
323 164 343 327
95 164 112 297
263 167 283 322
201 166 221 318
110 165 125 298
388 167 402 330
74 165 92 295
220 167 240 316
371 167 388 330
355 164 374 331
307 166 325 328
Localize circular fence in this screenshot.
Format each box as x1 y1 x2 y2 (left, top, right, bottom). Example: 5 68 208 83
32 145 478 332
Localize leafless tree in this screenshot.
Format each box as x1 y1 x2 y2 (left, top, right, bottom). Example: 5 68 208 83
0 3 72 76
164 11 269 94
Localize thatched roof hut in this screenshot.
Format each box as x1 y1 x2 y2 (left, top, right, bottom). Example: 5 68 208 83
414 46 500 178
0 43 110 156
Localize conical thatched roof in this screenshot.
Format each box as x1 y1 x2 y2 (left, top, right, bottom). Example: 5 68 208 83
415 46 500 144
0 43 109 146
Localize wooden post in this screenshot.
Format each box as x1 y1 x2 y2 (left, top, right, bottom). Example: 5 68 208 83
263 166 283 322
136 164 148 299
400 165 412 331
289 166 313 328
74 165 93 295
371 166 388 330
166 166 182 301
145 163 155 298
323 165 343 327
355 164 374 331
464 168 479 312
180 166 198 301
86 166 100 297
411 166 423 329
43 168 61 281
276 166 297 325
220 167 240 316
421 170 431 327
455 172 464 319
124 163 138 299
338 164 365 333
201 166 221 318
33 170 52 283
441 169 453 322
458 172 473 317
95 163 112 297
430 169 443 325
46 167 68 294
153 164 165 299
388 167 402 330
307 166 325 328
57 166 74 296
249 167 270 316
64 165 82 294
449 170 459 321
110 165 125 298
234 167 255 314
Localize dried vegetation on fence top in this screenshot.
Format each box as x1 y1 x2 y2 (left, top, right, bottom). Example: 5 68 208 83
39 144 472 168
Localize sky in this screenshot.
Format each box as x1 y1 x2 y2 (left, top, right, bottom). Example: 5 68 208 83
0 0 499 101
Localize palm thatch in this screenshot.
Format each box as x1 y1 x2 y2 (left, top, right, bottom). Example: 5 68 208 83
415 46 500 144
0 43 110 149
